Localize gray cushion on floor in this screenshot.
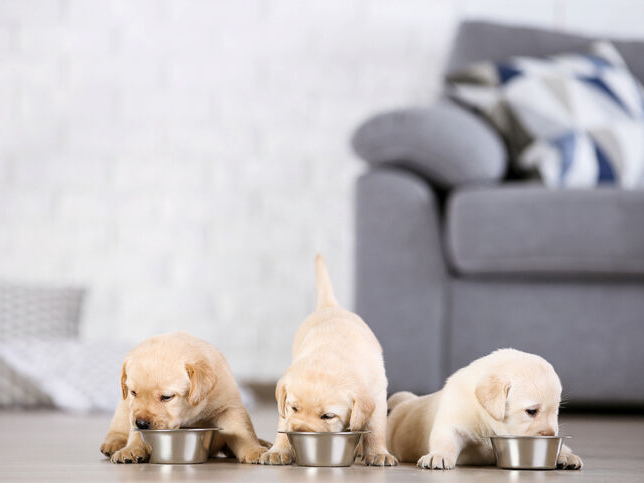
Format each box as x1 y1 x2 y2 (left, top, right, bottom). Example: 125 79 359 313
446 184 644 276
351 99 507 188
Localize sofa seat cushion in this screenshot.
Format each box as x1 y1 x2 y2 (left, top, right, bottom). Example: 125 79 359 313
446 184 644 276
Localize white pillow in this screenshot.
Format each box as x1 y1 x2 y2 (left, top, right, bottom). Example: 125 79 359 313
448 41 644 188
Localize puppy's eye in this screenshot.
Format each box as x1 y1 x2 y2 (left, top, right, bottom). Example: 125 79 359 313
160 394 175 402
130 390 137 398
291 406 298 413
320 413 335 420
526 408 538 417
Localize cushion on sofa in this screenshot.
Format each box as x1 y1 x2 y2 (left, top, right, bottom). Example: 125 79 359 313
446 184 644 276
351 99 507 188
448 42 644 188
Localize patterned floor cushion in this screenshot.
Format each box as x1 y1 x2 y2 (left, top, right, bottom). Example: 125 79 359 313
447 41 644 188
0 284 84 407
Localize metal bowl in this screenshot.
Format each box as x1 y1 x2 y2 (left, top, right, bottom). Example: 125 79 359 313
135 428 219 464
490 435 571 470
279 430 369 467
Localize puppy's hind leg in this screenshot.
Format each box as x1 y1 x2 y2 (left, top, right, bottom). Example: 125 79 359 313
387 391 416 412
361 399 398 466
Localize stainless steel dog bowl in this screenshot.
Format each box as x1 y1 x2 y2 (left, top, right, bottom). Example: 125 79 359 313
279 430 369 467
490 435 570 469
135 428 219 464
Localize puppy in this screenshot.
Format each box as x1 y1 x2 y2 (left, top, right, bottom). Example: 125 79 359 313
100 332 268 464
260 255 397 466
387 348 582 470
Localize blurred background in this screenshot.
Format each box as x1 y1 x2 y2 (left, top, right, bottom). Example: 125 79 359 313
1 0 643 412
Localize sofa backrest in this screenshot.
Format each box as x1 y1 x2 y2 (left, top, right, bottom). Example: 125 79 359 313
447 21 644 84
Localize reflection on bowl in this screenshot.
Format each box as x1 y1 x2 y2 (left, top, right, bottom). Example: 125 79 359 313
279 430 369 467
489 435 571 470
135 428 219 464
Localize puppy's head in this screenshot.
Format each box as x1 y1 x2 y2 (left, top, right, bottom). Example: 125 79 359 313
474 349 561 437
276 368 374 433
121 337 217 430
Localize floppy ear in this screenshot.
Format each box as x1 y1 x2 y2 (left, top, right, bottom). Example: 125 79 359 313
349 390 375 431
120 360 128 400
475 374 511 421
275 378 288 419
185 360 217 406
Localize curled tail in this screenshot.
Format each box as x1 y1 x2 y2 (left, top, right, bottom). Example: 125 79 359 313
387 391 416 412
315 254 338 309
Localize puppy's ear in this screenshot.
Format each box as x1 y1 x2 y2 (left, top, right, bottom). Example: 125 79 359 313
349 389 375 431
186 360 217 406
475 374 511 421
120 360 128 400
275 378 288 419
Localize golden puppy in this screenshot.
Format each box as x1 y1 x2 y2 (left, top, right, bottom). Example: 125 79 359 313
100 332 268 464
387 349 582 470
260 255 397 466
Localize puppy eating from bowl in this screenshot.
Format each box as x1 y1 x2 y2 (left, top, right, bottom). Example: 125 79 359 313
100 332 268 464
260 254 397 466
387 348 582 470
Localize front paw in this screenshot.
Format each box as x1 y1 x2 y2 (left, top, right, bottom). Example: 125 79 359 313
111 444 150 464
417 452 455 470
259 447 294 465
362 452 398 466
100 434 127 457
238 445 267 464
557 451 583 470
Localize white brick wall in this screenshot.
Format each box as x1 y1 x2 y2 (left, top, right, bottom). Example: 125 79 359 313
0 0 639 381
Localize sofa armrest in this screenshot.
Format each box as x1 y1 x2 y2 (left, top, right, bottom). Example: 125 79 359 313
351 99 507 189
355 167 448 394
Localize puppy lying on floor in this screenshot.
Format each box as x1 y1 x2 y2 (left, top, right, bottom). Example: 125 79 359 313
260 255 397 466
100 332 268 464
387 348 582 470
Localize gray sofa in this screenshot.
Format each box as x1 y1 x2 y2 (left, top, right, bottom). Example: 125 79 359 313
352 21 644 405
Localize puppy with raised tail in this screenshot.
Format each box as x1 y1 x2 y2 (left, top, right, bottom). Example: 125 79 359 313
260 254 397 466
387 349 582 470
100 332 268 464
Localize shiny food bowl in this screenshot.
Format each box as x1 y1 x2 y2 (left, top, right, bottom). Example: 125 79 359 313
279 431 369 467
135 428 219 464
490 435 571 470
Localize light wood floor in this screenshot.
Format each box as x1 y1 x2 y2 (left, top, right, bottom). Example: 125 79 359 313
0 405 642 482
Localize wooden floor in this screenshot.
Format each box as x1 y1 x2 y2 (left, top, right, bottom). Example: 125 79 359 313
1 405 643 482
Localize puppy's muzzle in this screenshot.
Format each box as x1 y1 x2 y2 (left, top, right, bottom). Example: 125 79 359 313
135 418 151 430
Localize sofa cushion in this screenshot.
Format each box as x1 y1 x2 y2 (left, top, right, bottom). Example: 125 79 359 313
446 185 644 276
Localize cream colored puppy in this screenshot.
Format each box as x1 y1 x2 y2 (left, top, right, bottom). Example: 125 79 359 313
387 349 582 470
260 255 397 466
100 332 268 464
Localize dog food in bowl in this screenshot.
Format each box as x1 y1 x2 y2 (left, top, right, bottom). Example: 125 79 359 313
279 430 369 467
490 435 571 469
135 428 219 464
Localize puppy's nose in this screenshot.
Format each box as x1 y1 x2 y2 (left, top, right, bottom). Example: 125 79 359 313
135 419 151 430
538 429 556 436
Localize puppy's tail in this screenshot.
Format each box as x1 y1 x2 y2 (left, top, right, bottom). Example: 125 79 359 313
315 254 339 309
387 391 416 412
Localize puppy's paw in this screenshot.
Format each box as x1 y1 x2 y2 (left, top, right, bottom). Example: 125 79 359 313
362 452 398 466
100 434 127 457
238 445 267 464
417 452 455 470
557 451 583 470
258 448 294 465
111 444 150 464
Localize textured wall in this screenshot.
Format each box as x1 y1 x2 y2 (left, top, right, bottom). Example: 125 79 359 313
0 0 640 381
